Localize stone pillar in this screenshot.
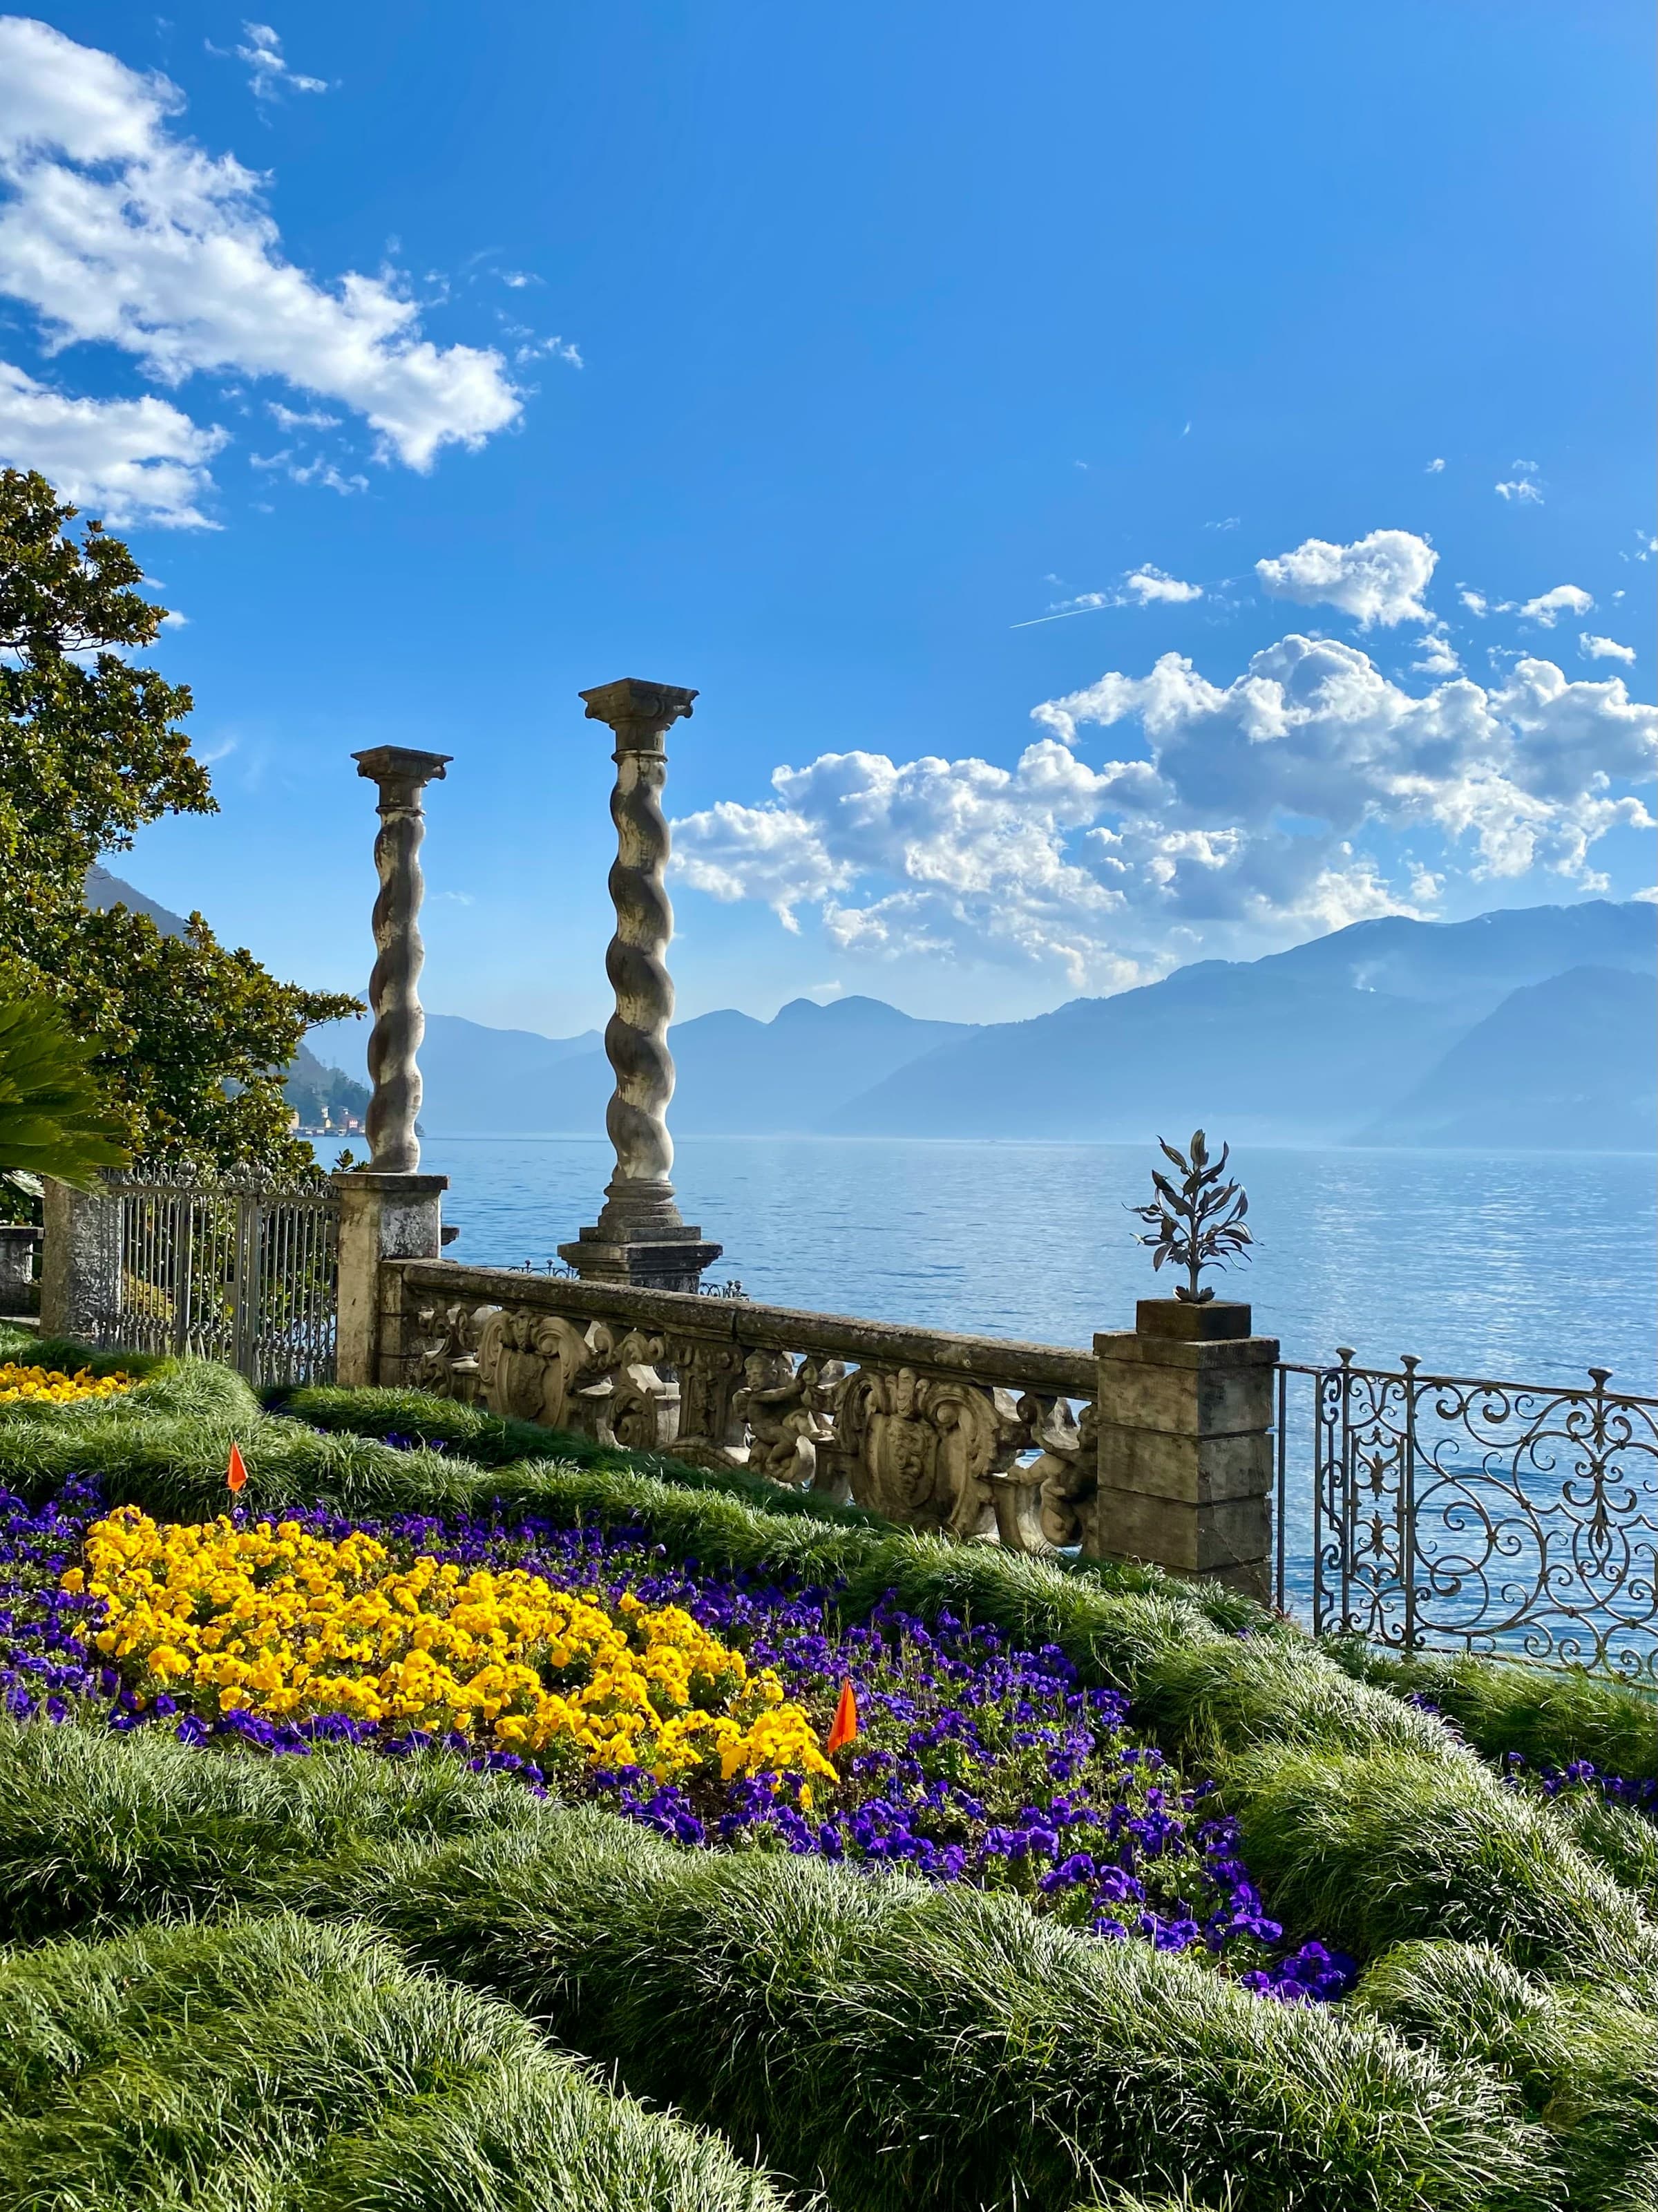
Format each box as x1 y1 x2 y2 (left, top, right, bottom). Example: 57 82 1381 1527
558 678 721 1293
1089 1299 1279 1602
351 745 452 1174
334 1171 448 1386
39 1179 117 1343
334 747 451 1386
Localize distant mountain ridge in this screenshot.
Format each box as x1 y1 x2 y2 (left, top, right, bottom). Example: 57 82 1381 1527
828 900 1657 1148
86 867 1656 1152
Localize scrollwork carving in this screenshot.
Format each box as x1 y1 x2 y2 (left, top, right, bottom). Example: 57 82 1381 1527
403 1285 1097 1558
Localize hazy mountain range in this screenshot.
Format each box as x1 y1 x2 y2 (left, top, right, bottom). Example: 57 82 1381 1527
87 869 1655 1151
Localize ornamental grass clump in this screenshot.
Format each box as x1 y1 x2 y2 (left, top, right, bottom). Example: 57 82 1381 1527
0 1715 546 1945
0 1911 786 2212
1355 1938 1658 2212
352 1811 1558 2212
1228 1741 1658 1985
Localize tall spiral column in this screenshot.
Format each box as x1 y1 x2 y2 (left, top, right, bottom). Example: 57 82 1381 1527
560 679 722 1292
352 745 451 1171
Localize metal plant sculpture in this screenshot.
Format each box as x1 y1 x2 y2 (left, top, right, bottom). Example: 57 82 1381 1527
1129 1128 1252 1303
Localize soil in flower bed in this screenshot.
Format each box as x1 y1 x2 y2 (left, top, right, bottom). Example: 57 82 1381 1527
3 1480 1351 2003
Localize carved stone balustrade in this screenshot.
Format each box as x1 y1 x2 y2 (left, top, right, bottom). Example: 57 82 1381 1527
381 1262 1098 1554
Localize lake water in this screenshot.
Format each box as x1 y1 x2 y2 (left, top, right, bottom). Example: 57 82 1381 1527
322 1133 1658 1392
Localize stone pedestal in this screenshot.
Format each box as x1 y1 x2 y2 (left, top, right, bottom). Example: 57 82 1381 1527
1090 1299 1278 1600
0 1224 43 1314
334 1172 448 1386
558 1195 721 1295
39 1180 117 1343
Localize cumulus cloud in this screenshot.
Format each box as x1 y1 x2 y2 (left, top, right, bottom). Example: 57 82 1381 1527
1255 529 1437 627
1123 565 1202 605
1518 584 1593 627
0 358 223 524
234 22 327 101
1460 589 1489 616
671 632 1657 988
0 17 522 469
1426 457 1445 473
1412 633 1460 676
1581 633 1637 664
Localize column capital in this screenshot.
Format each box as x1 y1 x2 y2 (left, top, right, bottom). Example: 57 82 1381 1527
353 746 452 809
579 679 698 753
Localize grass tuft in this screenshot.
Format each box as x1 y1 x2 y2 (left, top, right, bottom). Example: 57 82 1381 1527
1227 1742 1658 1982
345 1806 1560 2212
1355 1938 1658 2212
0 1912 785 2211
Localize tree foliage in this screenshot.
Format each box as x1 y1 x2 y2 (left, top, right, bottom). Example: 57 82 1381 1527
0 469 359 1176
0 996 129 1196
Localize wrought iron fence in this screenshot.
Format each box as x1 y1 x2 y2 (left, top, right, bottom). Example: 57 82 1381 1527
88 1173 339 1387
1275 1351 1658 1685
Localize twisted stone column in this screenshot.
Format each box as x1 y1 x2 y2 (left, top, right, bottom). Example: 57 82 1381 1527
559 679 722 1292
352 745 451 1173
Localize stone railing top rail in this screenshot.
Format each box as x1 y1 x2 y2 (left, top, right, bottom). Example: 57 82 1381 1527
392 1258 1097 1398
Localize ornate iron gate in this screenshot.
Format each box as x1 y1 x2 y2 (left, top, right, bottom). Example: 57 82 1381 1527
1276 1352 1658 1685
89 1175 339 1387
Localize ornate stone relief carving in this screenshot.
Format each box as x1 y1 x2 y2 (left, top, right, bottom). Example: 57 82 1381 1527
406 1294 1094 1555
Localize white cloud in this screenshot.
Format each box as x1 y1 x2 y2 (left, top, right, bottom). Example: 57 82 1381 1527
1123 565 1202 605
1412 633 1460 676
1426 457 1445 473
1255 529 1436 627
1013 565 1202 628
1518 584 1592 627
0 17 521 469
1496 460 1544 503
267 400 339 430
234 22 327 101
1460 589 1489 617
671 632 1657 987
1581 633 1637 664
0 357 222 524
1205 516 1239 531
250 444 365 494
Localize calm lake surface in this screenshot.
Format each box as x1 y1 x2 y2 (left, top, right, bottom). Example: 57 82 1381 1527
331 1134 1658 1392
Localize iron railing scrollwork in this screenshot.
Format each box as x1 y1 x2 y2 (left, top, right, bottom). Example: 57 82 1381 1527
87 1171 340 1387
1277 1352 1658 1685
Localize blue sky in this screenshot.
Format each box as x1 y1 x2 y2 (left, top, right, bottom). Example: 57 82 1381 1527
1 1 1653 1035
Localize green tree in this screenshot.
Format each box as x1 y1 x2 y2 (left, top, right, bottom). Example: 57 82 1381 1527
0 468 360 1176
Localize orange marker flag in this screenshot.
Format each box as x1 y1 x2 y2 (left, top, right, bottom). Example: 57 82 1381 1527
227 1441 248 1494
826 1678 859 1756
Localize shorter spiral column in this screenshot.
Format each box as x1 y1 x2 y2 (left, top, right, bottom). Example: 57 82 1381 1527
559 678 723 1293
336 744 452 1386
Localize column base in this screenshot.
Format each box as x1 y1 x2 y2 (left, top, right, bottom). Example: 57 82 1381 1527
557 1222 722 1294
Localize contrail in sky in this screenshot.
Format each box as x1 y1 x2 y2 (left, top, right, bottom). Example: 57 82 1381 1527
1009 603 1114 629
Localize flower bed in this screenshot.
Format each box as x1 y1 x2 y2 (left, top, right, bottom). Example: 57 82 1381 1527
5 1482 1351 2002
0 1360 133 1406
